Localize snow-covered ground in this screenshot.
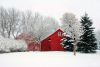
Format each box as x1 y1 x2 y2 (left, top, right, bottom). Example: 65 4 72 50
0 51 100 67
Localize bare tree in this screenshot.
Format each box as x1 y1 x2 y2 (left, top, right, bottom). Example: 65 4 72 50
0 7 59 40
34 16 59 41
22 12 59 41
21 11 34 34
0 7 21 38
7 8 21 38
0 7 7 37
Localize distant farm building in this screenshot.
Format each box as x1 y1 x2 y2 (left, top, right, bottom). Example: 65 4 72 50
16 33 40 51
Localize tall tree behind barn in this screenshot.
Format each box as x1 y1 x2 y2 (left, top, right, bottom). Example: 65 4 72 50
0 7 21 38
22 12 59 41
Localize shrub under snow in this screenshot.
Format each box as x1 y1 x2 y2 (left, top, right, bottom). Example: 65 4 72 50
0 36 27 53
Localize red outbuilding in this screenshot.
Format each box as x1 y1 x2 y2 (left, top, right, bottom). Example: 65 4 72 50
41 29 64 51
16 33 41 51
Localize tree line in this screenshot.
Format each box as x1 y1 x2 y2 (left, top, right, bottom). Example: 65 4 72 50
0 7 97 53
62 13 97 53
0 7 59 41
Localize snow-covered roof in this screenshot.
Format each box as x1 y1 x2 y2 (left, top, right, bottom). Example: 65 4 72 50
41 29 64 41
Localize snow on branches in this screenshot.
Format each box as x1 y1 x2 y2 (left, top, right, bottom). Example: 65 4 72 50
0 36 27 53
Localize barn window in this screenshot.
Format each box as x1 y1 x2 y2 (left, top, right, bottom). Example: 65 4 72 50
58 32 61 36
48 38 51 41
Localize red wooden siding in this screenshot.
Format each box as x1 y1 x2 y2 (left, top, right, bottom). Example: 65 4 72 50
28 42 41 51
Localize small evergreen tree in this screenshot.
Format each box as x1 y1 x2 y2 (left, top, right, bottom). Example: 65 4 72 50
62 37 74 51
77 13 97 53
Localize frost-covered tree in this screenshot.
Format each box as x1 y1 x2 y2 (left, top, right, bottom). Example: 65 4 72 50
0 7 7 37
37 16 59 41
0 7 59 40
61 13 81 41
6 8 21 38
22 12 59 41
21 11 35 35
77 13 97 53
0 7 21 38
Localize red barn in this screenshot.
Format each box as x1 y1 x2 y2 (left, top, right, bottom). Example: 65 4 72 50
41 29 64 51
16 33 41 51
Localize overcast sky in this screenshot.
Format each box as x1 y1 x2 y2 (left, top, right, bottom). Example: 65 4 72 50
0 0 100 31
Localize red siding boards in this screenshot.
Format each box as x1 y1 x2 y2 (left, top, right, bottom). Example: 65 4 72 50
41 29 64 51
28 42 41 51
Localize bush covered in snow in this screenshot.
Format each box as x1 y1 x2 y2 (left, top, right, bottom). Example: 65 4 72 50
0 36 27 53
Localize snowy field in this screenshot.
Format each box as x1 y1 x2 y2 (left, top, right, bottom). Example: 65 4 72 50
0 51 100 67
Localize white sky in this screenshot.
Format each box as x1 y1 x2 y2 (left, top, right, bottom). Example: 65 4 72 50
0 0 100 31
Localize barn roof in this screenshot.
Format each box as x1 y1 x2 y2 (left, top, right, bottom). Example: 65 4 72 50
41 29 64 41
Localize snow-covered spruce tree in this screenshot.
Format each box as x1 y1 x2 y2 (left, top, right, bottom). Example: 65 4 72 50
77 13 97 53
62 36 74 51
